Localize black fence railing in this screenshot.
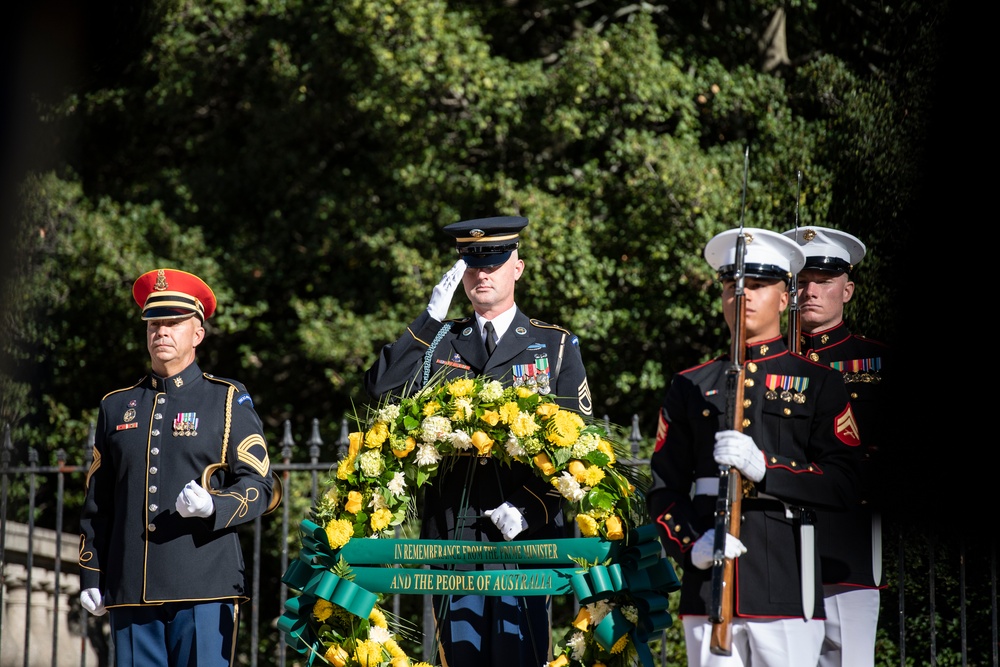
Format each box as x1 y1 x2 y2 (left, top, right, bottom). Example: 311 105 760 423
1 419 997 667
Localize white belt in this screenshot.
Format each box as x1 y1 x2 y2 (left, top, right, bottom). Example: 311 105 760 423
693 476 779 502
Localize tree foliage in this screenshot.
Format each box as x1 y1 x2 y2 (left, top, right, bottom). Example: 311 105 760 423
0 1 968 662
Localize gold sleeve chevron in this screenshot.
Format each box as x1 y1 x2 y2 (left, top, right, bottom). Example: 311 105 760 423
86 449 101 488
237 434 271 477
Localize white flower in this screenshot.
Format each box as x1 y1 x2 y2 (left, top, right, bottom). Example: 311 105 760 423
450 429 473 451
358 449 384 477
415 443 442 467
478 380 505 402
453 396 473 420
567 631 587 660
553 471 588 502
369 625 393 644
368 493 388 511
587 599 611 625
377 404 401 423
571 431 602 458
387 471 407 496
421 415 453 444
622 604 639 624
505 434 526 458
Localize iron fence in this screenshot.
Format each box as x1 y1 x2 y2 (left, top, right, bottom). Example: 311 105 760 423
1 419 997 667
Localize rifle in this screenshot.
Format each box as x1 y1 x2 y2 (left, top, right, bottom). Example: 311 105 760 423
709 147 750 656
787 170 803 354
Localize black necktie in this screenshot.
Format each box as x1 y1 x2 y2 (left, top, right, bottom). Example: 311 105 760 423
484 321 497 356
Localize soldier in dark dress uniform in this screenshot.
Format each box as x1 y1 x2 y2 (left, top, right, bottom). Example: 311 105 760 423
364 216 592 667
646 228 863 667
783 226 889 667
79 269 276 667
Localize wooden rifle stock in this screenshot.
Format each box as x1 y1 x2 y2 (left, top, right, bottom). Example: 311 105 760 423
709 295 747 656
710 155 751 655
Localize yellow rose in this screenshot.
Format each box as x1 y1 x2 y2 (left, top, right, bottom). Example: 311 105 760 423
471 430 494 456
536 402 560 418
345 490 363 514
533 452 556 476
548 655 570 667
481 410 501 427
568 459 588 482
571 607 591 631
605 515 625 541
324 645 349 667
576 513 599 537
348 431 363 458
392 436 416 458
365 422 389 448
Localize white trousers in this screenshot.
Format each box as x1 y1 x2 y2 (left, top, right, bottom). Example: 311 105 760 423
817 585 881 667
682 615 825 667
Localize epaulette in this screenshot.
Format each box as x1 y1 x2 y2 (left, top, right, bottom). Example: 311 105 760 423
101 378 144 402
529 318 572 335
447 316 473 324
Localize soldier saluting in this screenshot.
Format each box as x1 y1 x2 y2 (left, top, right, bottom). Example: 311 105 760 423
364 216 592 667
79 268 275 667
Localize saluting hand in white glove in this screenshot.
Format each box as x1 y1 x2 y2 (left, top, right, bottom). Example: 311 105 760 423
426 259 468 321
484 501 528 541
175 479 215 518
690 529 747 570
713 429 767 483
80 588 107 616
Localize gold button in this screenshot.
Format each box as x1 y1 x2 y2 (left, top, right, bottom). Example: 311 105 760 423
744 378 755 388
743 398 752 409
809 352 820 362
742 418 751 428
682 536 691 544
851 392 858 399
747 362 757 373
702 409 711 417
783 408 791 415
790 461 798 467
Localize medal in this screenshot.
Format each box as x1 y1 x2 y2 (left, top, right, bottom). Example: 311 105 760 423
173 412 198 436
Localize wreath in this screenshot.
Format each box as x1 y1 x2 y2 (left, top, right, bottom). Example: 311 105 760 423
278 373 678 667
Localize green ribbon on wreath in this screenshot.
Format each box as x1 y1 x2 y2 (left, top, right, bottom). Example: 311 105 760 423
277 520 380 657
568 524 680 667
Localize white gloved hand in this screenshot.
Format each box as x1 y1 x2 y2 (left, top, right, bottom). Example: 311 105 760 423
690 529 747 571
714 429 767 483
484 501 528 541
80 588 107 616
175 479 215 518
426 259 468 321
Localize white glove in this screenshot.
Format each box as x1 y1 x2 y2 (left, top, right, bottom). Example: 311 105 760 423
484 501 528 541
690 529 747 571
80 588 107 616
426 259 467 321
714 430 767 483
175 479 215 518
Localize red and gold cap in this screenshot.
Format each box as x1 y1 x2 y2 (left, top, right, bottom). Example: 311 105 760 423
132 269 217 321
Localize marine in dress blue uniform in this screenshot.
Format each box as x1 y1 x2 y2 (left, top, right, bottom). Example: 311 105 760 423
364 216 592 667
646 228 863 667
784 226 889 667
79 269 275 667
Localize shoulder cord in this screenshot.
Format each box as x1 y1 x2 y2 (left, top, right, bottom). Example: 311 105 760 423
422 322 453 385
219 385 235 465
